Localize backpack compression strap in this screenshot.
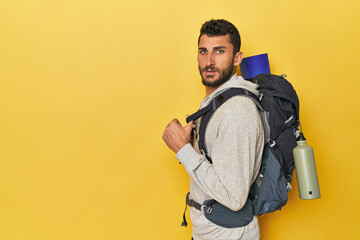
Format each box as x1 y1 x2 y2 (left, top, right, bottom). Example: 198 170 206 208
186 88 260 163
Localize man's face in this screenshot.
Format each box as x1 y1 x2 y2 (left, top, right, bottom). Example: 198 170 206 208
198 34 242 87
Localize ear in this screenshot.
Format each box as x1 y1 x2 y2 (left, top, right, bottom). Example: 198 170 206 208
233 51 243 66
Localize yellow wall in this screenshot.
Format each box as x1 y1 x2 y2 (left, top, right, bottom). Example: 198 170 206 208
1 0 359 239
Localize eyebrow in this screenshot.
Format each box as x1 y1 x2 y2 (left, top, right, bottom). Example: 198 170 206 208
214 46 227 50
198 46 227 50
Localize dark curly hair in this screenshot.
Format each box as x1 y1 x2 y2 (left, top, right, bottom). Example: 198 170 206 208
198 19 241 55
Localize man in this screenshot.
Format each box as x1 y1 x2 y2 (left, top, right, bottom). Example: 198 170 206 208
162 19 264 240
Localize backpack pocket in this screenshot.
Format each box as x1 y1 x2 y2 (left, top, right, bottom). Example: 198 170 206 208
252 144 288 215
203 198 254 228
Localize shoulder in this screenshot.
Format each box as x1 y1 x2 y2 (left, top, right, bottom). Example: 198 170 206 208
208 95 261 130
219 95 259 117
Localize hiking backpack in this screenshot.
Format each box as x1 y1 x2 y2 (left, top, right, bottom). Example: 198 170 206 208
184 73 300 227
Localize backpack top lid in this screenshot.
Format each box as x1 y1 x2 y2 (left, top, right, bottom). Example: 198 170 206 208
254 73 300 122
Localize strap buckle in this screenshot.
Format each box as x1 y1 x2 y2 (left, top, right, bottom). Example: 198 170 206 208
200 203 212 214
201 205 205 213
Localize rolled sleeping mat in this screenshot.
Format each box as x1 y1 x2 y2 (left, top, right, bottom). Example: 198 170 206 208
240 53 271 79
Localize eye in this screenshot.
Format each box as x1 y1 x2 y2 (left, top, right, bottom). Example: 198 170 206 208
216 50 225 54
199 49 207 54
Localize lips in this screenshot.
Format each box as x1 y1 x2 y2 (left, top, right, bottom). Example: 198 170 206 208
203 67 218 75
205 70 216 74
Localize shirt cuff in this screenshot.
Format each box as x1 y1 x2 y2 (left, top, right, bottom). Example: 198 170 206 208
176 143 205 172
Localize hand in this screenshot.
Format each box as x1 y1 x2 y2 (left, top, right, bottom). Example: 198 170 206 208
162 118 195 153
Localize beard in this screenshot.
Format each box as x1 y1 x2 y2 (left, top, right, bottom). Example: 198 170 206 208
199 61 235 87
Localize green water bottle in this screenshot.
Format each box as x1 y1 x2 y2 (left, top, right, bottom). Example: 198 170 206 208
293 134 321 200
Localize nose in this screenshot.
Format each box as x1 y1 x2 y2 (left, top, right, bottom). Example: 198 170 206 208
206 53 215 66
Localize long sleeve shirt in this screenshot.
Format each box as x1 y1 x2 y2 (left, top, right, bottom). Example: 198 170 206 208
176 75 264 240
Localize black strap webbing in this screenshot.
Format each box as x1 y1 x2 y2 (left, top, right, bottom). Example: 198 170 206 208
181 193 188 227
182 192 203 227
186 88 260 164
186 104 212 123
186 192 202 211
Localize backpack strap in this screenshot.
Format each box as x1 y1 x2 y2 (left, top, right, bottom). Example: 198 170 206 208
186 88 260 163
181 88 262 227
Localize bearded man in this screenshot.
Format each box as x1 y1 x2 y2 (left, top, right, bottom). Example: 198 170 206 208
163 19 264 240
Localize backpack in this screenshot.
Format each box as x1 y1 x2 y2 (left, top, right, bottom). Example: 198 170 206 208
183 73 300 227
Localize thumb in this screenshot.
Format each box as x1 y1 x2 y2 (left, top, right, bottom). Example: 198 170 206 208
184 120 195 131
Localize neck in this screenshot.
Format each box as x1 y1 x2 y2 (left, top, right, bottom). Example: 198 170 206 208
205 86 217 97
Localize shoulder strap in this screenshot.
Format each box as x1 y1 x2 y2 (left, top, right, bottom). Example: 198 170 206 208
186 88 260 163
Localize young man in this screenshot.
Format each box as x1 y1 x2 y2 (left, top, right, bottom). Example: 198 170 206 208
162 19 264 240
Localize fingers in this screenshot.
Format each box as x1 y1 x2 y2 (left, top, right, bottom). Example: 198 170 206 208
166 118 181 128
162 117 193 153
184 120 195 133
174 118 181 125
164 119 182 138
165 117 194 133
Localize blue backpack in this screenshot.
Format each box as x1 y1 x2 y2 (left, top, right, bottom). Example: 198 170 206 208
183 73 300 228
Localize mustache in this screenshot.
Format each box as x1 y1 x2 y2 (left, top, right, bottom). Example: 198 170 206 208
201 66 220 72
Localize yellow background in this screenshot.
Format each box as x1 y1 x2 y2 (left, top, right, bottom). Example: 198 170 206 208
1 0 359 239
